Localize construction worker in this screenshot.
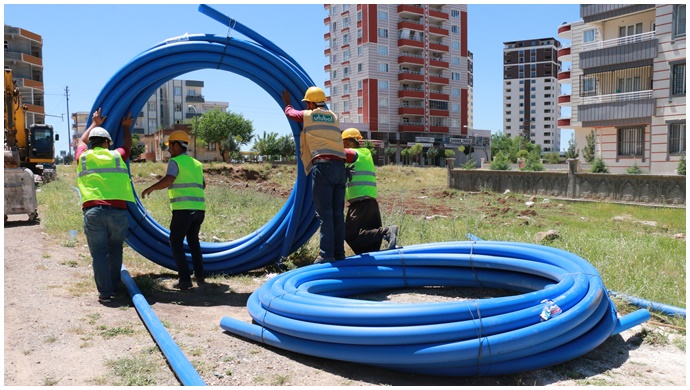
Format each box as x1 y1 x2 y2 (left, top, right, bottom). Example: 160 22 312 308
141 130 206 290
342 128 398 254
282 87 347 263
76 108 135 304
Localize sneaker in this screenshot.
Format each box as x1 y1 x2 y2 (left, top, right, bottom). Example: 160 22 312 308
384 225 399 250
98 295 112 303
174 281 193 290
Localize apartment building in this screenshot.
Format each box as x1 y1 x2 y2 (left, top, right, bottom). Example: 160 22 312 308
503 38 562 153
324 4 473 163
140 79 229 135
4 24 45 128
558 4 685 174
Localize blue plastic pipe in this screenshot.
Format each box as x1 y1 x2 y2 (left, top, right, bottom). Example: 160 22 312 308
120 265 205 386
609 290 686 319
85 4 320 274
220 241 653 376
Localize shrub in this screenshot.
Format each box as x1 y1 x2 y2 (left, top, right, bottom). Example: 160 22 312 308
544 151 561 164
678 156 686 175
516 149 529 159
590 158 609 173
490 152 511 170
625 163 643 175
460 159 477 170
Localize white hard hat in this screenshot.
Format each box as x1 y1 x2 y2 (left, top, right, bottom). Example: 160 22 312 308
89 127 112 142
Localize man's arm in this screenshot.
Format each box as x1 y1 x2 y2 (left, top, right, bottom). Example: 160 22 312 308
282 89 304 123
121 112 133 153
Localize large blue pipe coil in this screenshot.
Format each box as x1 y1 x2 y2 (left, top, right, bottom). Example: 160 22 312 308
220 241 651 376
84 5 320 273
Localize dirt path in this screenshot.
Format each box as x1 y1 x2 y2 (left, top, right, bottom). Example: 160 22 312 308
3 215 686 386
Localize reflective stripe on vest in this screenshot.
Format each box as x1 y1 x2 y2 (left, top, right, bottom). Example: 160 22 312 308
168 154 205 210
299 108 346 174
77 148 135 203
346 147 377 203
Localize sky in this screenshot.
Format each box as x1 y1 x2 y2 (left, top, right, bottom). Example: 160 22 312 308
4 2 581 156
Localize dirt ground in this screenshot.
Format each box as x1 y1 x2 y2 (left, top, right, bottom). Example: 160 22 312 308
3 213 686 386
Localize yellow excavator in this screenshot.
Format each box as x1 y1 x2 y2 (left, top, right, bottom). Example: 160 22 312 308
4 67 58 222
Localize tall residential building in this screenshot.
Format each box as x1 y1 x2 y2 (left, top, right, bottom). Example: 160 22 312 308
558 4 685 174
4 24 45 128
324 4 473 162
140 79 229 135
502 38 562 153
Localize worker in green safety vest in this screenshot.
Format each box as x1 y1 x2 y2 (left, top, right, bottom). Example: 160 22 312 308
141 130 206 290
76 108 135 304
341 128 398 254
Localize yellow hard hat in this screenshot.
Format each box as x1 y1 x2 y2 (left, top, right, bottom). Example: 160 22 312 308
341 128 363 140
168 130 190 144
302 86 326 103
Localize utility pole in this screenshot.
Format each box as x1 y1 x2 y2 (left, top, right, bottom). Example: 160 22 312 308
65 86 71 157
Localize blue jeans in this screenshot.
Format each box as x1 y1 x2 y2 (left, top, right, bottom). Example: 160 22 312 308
83 206 129 298
311 160 346 261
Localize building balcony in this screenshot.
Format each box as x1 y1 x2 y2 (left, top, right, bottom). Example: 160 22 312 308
324 64 331 72
429 25 449 37
558 94 571 106
398 72 424 82
580 32 657 72
557 69 571 83
429 126 450 133
557 23 572 39
186 95 205 103
399 106 424 115
324 48 331 56
429 92 449 100
399 88 424 99
324 16 330 25
398 123 425 132
397 4 424 16
398 54 424 66
398 20 424 32
558 46 571 62
398 38 424 50
430 109 449 117
557 117 571 127
4 51 43 68
324 80 331 87
580 4 655 23
324 32 331 41
429 58 449 69
578 90 653 127
429 42 449 52
15 78 44 90
429 75 449 85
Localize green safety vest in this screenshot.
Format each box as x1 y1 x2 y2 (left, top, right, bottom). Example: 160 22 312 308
346 147 377 203
77 148 135 203
300 108 346 174
168 154 205 211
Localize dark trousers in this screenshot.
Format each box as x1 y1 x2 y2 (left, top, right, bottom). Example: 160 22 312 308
169 209 205 283
345 198 385 255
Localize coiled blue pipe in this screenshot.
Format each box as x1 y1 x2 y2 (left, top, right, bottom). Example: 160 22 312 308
220 241 651 376
84 4 319 274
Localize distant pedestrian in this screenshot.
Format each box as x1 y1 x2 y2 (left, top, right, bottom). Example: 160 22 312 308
76 108 135 304
141 130 206 290
283 87 347 263
341 128 398 254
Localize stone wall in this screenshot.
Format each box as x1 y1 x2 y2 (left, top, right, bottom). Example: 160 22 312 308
447 159 686 206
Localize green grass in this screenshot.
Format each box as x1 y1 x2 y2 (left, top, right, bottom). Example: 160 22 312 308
41 163 686 327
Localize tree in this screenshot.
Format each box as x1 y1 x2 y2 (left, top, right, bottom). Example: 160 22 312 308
384 146 397 164
277 134 295 161
678 156 686 175
565 134 579 159
444 149 455 159
425 146 439 166
130 133 145 161
582 130 596 163
400 148 410 165
252 131 280 161
408 143 423 164
490 151 511 170
196 109 254 162
362 140 377 157
521 149 545 171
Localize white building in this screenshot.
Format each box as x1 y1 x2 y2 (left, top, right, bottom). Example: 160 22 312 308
558 4 685 174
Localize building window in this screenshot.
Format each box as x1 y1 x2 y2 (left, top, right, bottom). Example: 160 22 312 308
148 102 155 111
343 16 349 27
358 97 362 107
379 80 389 91
332 86 338 95
379 97 389 107
671 62 686 96
148 119 156 129
343 83 349 94
451 25 460 34
379 114 389 124
378 28 388 38
357 11 361 21
451 56 460 65
378 63 389 72
358 46 363 56
378 45 388 55
583 77 596 95
174 104 182 112
331 54 337 63
358 80 363 90
343 49 350 61
357 63 363 73
332 21 337 32
451 40 460 50
673 5 686 38
451 9 460 18
343 101 349 112
174 87 182 96
331 38 337 48
451 88 460 97
617 127 645 156
452 119 460 127
357 29 362 39
669 122 686 154
344 67 349 76
451 103 460 112
332 70 337 79
343 33 350 45
451 72 460 80
378 10 388 21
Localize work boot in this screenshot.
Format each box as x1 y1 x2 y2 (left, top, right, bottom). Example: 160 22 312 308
383 225 399 250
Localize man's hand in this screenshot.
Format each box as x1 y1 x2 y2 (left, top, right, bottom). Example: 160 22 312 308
282 90 291 107
121 112 134 129
92 108 107 126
